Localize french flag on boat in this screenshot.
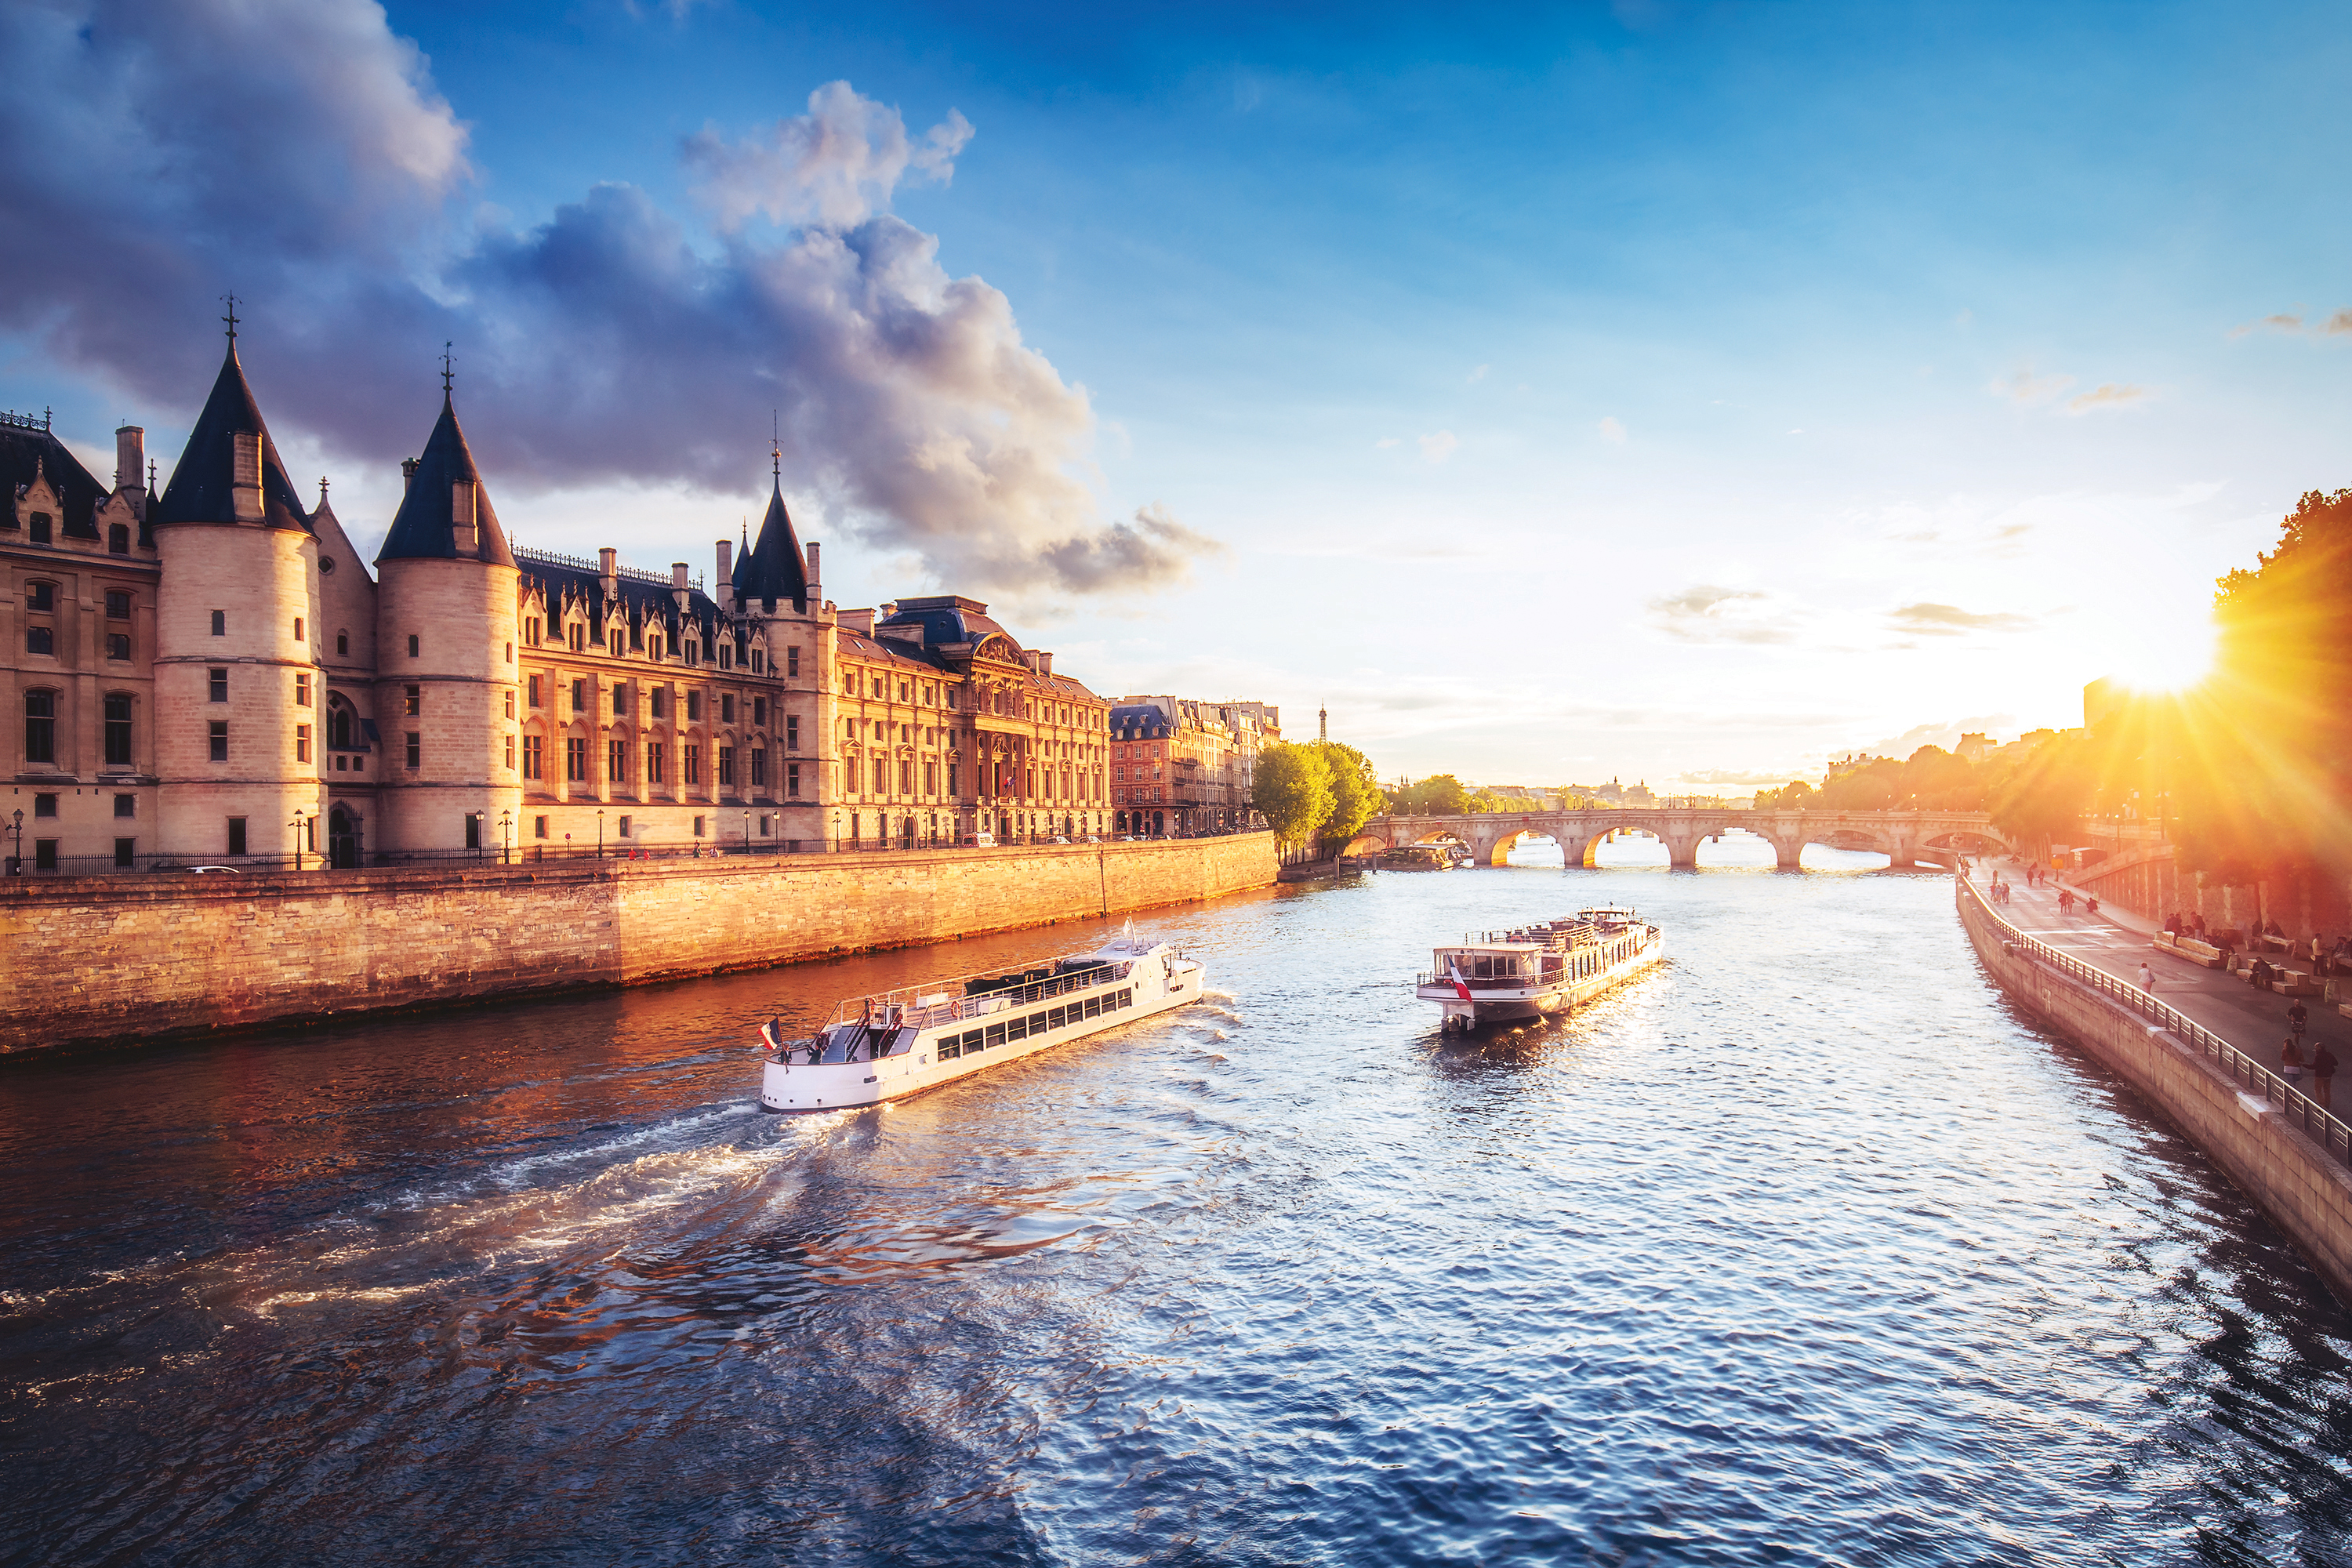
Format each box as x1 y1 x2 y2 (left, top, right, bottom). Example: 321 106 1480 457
1447 959 1474 1004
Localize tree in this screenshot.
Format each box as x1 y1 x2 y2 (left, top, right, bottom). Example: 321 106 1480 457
1307 741 1379 846
1387 773 1469 815
1754 779 1815 811
1251 742 1334 845
1985 732 2096 852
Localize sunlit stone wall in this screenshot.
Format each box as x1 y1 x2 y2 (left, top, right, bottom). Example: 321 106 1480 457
0 833 1277 1052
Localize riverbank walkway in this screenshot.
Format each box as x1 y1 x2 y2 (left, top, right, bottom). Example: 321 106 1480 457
1982 861 2340 1093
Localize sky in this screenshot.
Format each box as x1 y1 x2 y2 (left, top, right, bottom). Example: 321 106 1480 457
4 0 2348 792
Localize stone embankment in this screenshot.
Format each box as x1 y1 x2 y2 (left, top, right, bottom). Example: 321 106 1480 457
1958 874 2352 1306
0 833 1278 1054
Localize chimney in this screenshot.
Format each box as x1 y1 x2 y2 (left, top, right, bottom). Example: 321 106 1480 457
598 546 619 599
805 541 821 604
401 457 419 492
716 539 733 603
230 431 263 522
453 481 478 556
1037 651 1053 677
671 561 691 614
115 426 144 493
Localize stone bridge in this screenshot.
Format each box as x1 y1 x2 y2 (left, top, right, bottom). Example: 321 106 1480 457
1345 808 2014 871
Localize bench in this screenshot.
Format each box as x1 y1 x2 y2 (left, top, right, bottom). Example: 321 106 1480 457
2153 934 2226 968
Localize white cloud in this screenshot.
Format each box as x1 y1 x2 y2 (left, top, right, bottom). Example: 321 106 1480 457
1417 430 1458 463
1597 416 1627 445
1467 364 1490 383
2063 383 2148 415
684 81 972 232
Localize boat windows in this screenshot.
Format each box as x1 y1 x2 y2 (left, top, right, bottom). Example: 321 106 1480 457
1029 1011 1047 1034
939 1041 961 1061
985 1024 1006 1048
960 1029 982 1052
1047 1005 1067 1030
1083 995 1101 1019
1007 1015 1029 1043
1117 987 1133 1008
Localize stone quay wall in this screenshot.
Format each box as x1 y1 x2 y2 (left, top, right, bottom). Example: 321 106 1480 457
0 833 1278 1053
1957 877 2352 1306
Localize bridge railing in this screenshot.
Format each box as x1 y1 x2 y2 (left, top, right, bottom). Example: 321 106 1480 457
1961 873 2352 1170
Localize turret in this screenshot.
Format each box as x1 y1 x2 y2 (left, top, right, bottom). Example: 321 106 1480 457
150 328 328 862
372 372 521 855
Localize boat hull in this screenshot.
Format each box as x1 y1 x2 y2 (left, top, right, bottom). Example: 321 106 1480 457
760 953 1206 1112
1416 935 1664 1029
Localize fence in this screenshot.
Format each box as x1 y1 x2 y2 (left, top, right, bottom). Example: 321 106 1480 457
1962 873 2352 1168
1 829 1249 880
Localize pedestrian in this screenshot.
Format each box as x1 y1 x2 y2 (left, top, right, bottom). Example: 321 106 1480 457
2059 888 2075 915
2314 1042 2339 1112
2138 961 2154 992
2289 998 2309 1038
2281 1035 2307 1095
2086 894 2100 917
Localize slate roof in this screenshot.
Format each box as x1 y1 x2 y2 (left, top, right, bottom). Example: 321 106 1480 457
732 482 809 610
1109 703 1174 739
0 417 107 539
515 552 722 650
836 628 956 672
153 342 310 532
377 395 515 566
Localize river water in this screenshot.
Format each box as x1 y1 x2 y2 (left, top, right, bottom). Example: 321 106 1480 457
5 837 2352 1566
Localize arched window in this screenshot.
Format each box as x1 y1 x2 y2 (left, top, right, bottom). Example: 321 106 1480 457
327 695 357 750
24 690 56 764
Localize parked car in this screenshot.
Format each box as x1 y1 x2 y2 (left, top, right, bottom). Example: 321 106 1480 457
960 832 997 848
182 865 242 874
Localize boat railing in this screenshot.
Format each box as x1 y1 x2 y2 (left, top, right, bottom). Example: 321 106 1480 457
823 959 1138 1030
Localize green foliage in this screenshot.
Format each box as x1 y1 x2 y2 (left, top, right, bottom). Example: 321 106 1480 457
1306 741 1380 846
1385 774 1469 815
1250 742 1334 845
1984 733 2096 849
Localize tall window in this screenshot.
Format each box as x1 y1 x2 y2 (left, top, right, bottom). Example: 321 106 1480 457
688 690 703 721
900 760 913 793
872 758 885 793
650 688 666 720
226 818 245 856
103 695 132 765
404 684 420 716
787 762 801 798
24 691 56 764
571 679 586 713
504 689 515 720
566 736 586 782
504 735 515 771
528 675 543 708
523 735 543 779
295 673 311 706
405 731 420 768
786 647 800 677
107 633 130 660
296 724 311 763
209 720 228 762
719 746 735 786
721 694 735 723
108 523 129 554
210 610 224 636
646 743 665 784
105 590 129 619
208 668 228 702
328 700 354 750
751 749 767 788
25 626 52 655
753 696 767 728
786 716 799 752
684 745 701 785
608 737 626 783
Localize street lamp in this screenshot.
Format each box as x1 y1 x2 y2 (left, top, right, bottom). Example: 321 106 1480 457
597 808 604 858
470 810 485 860
499 809 513 866
742 811 751 854
289 809 308 872
6 808 21 876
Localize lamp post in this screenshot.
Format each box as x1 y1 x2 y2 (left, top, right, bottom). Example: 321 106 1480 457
499 809 513 866
6 808 21 875
597 808 604 858
289 810 307 872
742 811 751 855
470 810 485 860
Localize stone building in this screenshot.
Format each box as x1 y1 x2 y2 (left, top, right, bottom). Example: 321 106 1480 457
1108 696 1276 837
5 330 1124 869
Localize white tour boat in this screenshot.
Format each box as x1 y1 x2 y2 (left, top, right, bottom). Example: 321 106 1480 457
756 924 1207 1112
1416 906 1664 1032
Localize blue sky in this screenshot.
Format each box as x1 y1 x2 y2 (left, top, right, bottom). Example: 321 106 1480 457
5 0 2348 789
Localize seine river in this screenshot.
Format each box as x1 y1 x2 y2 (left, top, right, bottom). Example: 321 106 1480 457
6 837 2351 1566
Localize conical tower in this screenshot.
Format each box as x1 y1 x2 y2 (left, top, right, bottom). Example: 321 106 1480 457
372 365 521 854
151 321 328 862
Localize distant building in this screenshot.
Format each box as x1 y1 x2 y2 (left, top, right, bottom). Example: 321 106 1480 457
1955 731 1994 764
1108 695 1275 836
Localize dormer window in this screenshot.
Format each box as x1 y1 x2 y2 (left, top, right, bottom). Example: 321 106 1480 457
28 513 51 545
568 622 585 652
718 643 732 670
108 524 129 555
609 631 624 659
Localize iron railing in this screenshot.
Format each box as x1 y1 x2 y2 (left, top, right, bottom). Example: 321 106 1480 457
1961 873 2352 1168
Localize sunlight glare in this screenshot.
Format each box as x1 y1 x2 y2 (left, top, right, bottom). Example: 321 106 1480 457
2104 614 2217 693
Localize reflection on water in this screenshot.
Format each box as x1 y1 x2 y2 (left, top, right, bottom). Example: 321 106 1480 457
5 838 2350 1565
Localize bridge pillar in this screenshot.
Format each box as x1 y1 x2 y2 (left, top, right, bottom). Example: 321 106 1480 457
1662 832 1702 870
1762 833 1805 871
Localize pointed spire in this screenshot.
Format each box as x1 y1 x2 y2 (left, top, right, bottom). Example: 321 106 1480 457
733 463 810 612
153 332 310 532
376 372 514 568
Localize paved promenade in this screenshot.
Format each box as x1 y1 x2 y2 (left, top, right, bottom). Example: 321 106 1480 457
1984 862 2339 1090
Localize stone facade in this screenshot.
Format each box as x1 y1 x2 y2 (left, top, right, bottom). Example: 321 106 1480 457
0 832 1278 1051
6 332 1157 867
1109 695 1276 836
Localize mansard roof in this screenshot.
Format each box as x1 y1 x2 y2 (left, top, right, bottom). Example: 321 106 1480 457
1109 702 1174 739
377 395 516 566
0 415 107 539
154 342 310 532
836 627 956 673
877 594 1008 651
731 481 809 610
514 550 721 648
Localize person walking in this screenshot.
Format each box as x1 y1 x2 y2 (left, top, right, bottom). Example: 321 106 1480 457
2289 998 2309 1039
2138 961 2155 993
2281 1035 2307 1097
2314 1042 2338 1112
2059 888 2075 915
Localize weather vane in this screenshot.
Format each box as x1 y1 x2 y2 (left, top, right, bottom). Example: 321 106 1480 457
440 341 455 397
771 409 782 483
220 293 240 342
